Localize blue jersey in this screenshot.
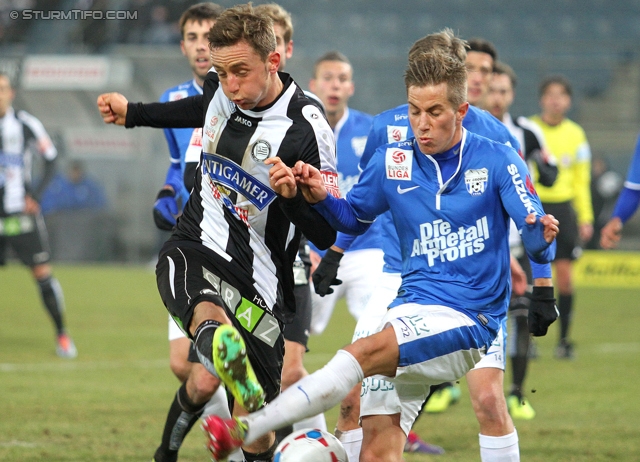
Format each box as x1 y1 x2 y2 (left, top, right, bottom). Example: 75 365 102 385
361 104 521 273
311 107 378 254
315 129 551 327
612 132 640 222
159 79 204 207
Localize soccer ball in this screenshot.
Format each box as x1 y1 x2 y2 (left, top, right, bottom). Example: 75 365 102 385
274 428 348 462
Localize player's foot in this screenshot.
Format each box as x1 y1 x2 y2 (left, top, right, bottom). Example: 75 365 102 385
507 394 536 420
404 430 445 455
56 333 77 359
425 383 461 413
554 339 575 360
213 324 264 412
202 415 247 461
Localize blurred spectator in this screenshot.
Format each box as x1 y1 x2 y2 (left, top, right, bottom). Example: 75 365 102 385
142 5 180 45
587 156 622 249
40 160 108 215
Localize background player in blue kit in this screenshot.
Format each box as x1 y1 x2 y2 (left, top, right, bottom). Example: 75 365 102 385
306 51 381 338
600 132 640 249
204 29 559 462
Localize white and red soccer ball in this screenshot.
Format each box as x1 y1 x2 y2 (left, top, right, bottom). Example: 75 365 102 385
274 428 347 462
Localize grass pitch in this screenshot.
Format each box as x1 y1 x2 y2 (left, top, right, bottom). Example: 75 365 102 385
0 263 639 461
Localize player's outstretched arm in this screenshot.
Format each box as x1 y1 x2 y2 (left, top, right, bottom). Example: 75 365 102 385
97 92 128 125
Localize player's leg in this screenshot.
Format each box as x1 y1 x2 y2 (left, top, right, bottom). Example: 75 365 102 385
309 275 343 335
543 202 578 359
168 317 193 382
507 256 535 420
335 271 397 459
153 361 221 462
341 248 384 322
13 216 76 358
467 321 519 461
554 258 575 357
156 246 275 458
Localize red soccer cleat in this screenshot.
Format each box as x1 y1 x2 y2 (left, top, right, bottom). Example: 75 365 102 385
202 415 247 461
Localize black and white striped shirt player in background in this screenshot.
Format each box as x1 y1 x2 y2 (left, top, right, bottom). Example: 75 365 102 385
0 72 77 359
97 5 338 461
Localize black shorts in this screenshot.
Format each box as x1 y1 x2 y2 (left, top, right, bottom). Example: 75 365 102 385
156 244 285 403
0 214 51 267
283 283 312 349
542 201 581 261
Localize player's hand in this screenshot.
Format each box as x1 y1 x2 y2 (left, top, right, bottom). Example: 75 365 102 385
600 217 622 249
97 92 128 125
23 195 40 215
312 248 343 296
526 213 559 243
529 286 559 336
153 188 178 231
579 223 594 244
266 157 297 198
291 161 328 204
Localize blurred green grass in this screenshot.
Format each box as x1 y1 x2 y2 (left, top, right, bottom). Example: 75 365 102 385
1 263 639 461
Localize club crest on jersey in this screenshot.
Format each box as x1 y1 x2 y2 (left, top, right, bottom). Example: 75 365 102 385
251 140 271 162
387 125 409 143
386 148 412 180
464 168 489 196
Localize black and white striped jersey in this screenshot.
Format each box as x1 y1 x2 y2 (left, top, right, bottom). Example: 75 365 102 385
127 72 338 322
0 107 57 216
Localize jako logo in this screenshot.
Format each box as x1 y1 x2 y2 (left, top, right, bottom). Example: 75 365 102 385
392 151 406 163
234 115 252 127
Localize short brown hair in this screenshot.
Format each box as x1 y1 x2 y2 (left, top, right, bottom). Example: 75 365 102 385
539 74 572 98
312 51 351 78
467 37 498 65
408 28 467 65
208 4 276 61
254 3 293 44
405 29 468 108
493 61 517 89
178 3 224 38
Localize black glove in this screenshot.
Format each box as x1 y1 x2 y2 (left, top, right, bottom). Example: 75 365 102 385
312 248 343 296
529 286 559 336
153 189 178 231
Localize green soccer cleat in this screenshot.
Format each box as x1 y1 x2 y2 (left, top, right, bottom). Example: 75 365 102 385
507 394 536 420
425 383 461 413
213 324 265 412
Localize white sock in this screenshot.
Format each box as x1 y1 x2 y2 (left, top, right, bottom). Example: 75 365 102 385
479 430 519 462
202 387 245 461
244 350 364 445
292 413 327 432
202 385 232 419
337 428 363 462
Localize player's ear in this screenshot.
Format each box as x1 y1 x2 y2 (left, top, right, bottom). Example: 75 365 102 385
268 51 280 74
456 101 469 122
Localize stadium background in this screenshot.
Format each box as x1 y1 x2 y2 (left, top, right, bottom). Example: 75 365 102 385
1 0 640 263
